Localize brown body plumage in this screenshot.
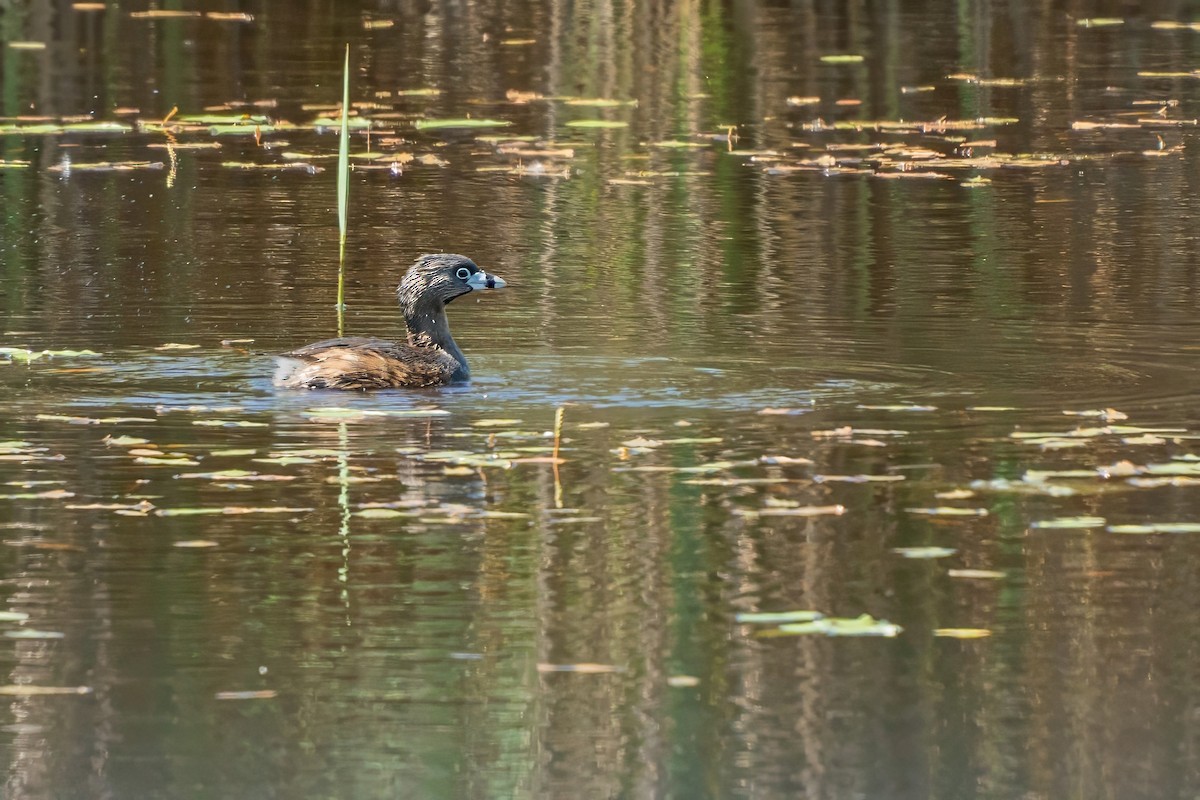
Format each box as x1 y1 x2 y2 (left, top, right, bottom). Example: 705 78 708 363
273 254 506 390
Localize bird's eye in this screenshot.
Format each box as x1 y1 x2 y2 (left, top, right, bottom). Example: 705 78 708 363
456 267 471 280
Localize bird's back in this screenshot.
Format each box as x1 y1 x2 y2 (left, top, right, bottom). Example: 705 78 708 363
273 337 462 390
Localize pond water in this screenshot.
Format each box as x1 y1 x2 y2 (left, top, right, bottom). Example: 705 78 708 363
4 1 1200 798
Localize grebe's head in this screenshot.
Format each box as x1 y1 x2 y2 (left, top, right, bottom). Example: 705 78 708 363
398 253 506 310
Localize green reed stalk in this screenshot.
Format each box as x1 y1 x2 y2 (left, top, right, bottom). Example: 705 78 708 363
336 44 350 337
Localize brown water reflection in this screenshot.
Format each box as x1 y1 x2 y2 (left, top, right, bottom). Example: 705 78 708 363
5 1 1200 799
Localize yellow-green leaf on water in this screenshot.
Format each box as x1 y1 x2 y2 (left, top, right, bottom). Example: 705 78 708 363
667 675 700 687
773 614 901 637
155 508 223 517
414 118 511 130
906 507 988 516
935 628 992 639
353 509 407 519
948 569 1006 579
190 420 263 430
893 546 957 558
856 404 937 412
134 456 200 466
1108 522 1200 534
42 349 100 357
735 610 824 624
565 120 629 129
0 489 74 500
209 449 257 457
0 685 91 696
0 612 29 622
814 474 905 483
1077 17 1124 26
176 469 295 481
472 419 523 427
174 540 219 548
48 161 163 172
820 54 865 63
736 504 846 518
561 97 637 107
1031 516 1106 529
5 629 64 639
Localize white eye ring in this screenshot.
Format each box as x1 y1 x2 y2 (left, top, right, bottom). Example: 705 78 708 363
456 267 471 280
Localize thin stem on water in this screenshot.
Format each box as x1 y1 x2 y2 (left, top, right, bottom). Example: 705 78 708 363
336 43 350 337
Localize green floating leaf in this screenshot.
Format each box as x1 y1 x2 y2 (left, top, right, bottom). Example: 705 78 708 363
735 610 824 624
414 118 512 130
561 97 637 107
1031 516 1106 529
776 614 901 638
820 54 865 63
948 569 1005 579
5 629 64 639
935 628 992 639
176 469 295 481
353 508 408 519
892 546 957 559
0 612 30 622
62 122 131 133
1108 522 1200 534
178 114 272 125
0 685 91 696
133 456 200 466
565 119 629 129
906 507 988 517
42 349 100 357
190 419 268 428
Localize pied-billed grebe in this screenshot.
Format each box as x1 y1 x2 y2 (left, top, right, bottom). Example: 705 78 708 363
273 253 506 390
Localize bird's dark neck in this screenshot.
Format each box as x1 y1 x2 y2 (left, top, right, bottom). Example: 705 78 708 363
403 295 469 379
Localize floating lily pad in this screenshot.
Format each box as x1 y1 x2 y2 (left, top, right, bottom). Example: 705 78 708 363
892 546 957 559
1031 516 1106 529
935 628 992 639
414 118 511 130
948 569 1005 579
773 614 901 637
735 610 824 624
1108 522 1200 534
353 509 408 519
906 507 988 517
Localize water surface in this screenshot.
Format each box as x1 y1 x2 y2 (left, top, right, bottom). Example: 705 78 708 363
4 2 1200 798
